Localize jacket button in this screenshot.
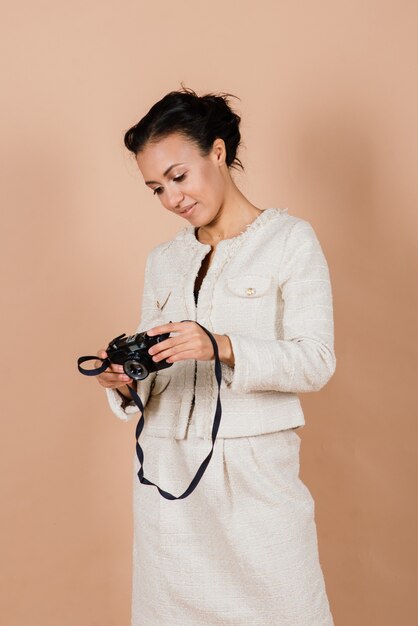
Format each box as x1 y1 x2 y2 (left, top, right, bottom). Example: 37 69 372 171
246 287 256 296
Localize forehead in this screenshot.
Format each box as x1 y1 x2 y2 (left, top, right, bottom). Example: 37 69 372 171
136 133 202 176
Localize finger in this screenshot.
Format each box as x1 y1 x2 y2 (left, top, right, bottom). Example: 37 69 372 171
97 356 124 374
95 349 107 368
165 349 199 363
146 321 192 337
97 372 132 386
148 335 190 357
94 360 124 373
108 362 125 373
167 337 215 362
149 337 195 362
154 340 202 362
96 349 123 372
99 370 131 382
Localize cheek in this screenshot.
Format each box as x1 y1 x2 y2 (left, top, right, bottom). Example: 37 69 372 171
197 169 224 203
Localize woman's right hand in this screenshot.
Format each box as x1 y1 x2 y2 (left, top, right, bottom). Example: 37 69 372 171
95 350 134 399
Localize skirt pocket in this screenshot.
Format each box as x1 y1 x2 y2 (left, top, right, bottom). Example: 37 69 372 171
244 428 315 516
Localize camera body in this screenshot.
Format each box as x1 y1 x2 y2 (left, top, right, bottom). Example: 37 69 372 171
106 331 172 380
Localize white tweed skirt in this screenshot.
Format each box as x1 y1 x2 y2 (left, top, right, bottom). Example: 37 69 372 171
130 419 334 626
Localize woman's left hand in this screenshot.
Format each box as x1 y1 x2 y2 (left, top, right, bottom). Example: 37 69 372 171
146 321 216 364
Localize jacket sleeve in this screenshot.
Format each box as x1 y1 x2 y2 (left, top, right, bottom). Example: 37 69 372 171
105 251 159 421
221 220 336 394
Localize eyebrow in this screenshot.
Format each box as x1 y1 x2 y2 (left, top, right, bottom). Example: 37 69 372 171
145 163 185 185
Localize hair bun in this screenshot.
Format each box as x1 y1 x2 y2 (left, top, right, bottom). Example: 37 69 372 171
124 86 244 172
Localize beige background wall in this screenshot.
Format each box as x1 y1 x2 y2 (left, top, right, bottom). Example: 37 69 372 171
1 1 417 624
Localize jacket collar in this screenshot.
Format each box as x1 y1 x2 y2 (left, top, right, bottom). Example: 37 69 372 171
174 207 288 251
159 208 288 321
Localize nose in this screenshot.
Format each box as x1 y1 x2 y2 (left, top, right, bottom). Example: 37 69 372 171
165 185 184 211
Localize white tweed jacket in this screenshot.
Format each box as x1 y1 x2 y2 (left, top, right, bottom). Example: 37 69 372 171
105 207 336 439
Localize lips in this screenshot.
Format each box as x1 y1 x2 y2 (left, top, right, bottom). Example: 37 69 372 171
179 202 197 215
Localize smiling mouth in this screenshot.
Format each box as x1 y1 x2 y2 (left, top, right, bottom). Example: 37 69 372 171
179 202 197 215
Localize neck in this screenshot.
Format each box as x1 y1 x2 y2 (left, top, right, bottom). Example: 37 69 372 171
196 183 263 245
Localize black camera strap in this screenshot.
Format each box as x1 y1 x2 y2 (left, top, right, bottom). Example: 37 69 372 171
77 321 223 500
77 356 111 376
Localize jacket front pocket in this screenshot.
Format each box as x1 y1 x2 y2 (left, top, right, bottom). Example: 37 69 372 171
226 274 273 298
219 274 276 333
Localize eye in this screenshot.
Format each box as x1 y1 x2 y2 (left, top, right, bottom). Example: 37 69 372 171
152 173 186 196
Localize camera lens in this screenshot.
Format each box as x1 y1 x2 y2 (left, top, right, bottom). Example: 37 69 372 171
124 359 149 380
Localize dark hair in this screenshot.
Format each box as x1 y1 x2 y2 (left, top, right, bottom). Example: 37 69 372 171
124 85 244 171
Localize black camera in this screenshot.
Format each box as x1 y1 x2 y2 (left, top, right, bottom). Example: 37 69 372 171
77 320 223 500
106 331 173 380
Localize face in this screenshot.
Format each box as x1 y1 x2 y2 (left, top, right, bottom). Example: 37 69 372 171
136 132 228 225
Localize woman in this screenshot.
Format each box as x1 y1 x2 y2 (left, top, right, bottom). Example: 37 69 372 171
95 87 336 625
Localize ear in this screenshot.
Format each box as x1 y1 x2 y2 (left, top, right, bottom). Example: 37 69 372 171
210 138 226 167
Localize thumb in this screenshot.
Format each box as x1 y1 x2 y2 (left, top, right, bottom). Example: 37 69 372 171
95 349 108 369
